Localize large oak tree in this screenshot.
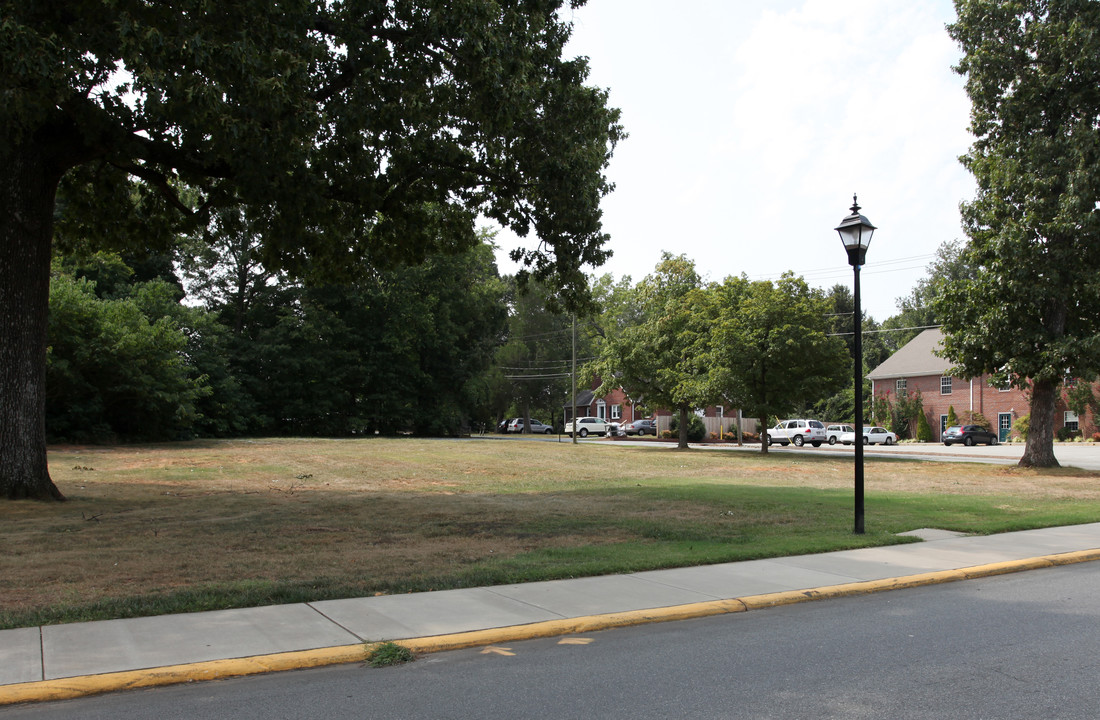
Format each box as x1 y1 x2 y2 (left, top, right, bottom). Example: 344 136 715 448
939 0 1100 467
1 1 622 498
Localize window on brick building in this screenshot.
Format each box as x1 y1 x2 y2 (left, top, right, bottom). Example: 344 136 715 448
1065 411 1079 433
611 404 622 420
896 378 907 392
940 376 952 395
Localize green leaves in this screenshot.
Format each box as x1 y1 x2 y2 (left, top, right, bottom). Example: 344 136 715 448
711 274 848 426
943 0 1100 465
6 0 621 307
589 256 846 447
46 267 206 442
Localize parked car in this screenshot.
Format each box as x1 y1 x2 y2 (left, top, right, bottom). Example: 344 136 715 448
624 418 657 436
840 426 898 445
942 425 998 446
497 418 515 433
766 419 827 447
506 418 554 434
566 416 610 438
825 424 854 445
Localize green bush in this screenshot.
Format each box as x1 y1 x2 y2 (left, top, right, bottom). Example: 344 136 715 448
961 411 992 430
916 412 933 442
1056 426 1080 442
670 413 707 442
1013 414 1030 441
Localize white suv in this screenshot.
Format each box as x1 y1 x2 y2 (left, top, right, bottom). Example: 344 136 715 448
825 424 854 445
566 417 610 438
767 419 827 447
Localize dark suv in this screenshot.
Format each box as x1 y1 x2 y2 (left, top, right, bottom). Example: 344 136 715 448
942 425 998 446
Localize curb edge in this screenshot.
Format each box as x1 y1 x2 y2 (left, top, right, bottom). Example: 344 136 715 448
4 548 1099 706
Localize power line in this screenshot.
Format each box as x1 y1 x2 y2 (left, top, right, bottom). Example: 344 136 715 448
828 324 941 337
504 373 572 380
747 254 935 284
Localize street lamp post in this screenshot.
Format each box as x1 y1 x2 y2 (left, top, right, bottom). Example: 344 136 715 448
835 195 876 534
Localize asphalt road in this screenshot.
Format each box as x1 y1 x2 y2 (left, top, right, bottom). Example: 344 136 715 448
757 439 1100 470
483 433 1100 471
7 562 1099 720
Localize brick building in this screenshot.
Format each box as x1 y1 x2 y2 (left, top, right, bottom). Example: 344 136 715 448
867 328 1093 441
564 379 754 437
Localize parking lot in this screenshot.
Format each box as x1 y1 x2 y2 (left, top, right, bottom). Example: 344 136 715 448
742 439 1100 471
481 432 1100 471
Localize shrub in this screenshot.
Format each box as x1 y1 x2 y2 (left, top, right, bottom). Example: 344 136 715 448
1056 426 1080 442
670 413 707 442
1013 414 1029 440
961 411 992 430
946 405 959 427
916 412 933 443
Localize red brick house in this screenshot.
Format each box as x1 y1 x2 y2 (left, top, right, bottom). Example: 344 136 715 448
564 379 753 436
565 385 638 425
867 328 1094 441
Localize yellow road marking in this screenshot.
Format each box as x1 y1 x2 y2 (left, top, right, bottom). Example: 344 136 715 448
480 646 516 656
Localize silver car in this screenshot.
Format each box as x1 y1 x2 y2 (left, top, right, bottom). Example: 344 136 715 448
507 418 554 434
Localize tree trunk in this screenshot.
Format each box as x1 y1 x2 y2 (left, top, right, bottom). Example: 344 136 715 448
0 144 65 500
1020 379 1059 468
677 406 689 449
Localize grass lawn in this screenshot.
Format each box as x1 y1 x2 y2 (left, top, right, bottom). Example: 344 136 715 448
3 436 1099 629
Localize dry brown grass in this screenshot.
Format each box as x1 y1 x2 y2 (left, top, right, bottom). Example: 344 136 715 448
3 437 1099 626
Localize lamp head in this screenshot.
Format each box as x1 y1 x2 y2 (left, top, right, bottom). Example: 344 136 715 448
835 194 876 267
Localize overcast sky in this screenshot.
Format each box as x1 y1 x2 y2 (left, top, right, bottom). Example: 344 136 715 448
494 0 975 323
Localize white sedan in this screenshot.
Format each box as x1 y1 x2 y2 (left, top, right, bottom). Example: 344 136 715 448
839 426 898 445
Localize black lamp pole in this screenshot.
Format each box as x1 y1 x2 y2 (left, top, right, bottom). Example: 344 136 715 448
835 195 876 535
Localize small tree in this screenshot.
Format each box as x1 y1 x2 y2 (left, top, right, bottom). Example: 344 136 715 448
1013 414 1030 441
916 412 934 443
872 393 891 426
892 389 924 439
710 274 848 453
587 254 717 450
1065 381 1098 434
961 411 991 430
946 406 959 428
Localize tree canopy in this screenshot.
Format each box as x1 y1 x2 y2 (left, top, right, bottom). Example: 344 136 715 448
939 0 1100 467
588 254 715 449
710 274 848 451
0 0 623 499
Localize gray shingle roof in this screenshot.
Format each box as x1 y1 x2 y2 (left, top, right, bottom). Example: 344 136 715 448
866 328 952 380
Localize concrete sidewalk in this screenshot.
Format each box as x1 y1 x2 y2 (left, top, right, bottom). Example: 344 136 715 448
4 523 1100 705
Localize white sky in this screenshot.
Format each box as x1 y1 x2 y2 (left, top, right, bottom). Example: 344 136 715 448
493 0 976 322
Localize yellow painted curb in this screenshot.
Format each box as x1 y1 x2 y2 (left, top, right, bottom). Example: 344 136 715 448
401 598 751 655
3 548 1098 706
0 644 368 706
